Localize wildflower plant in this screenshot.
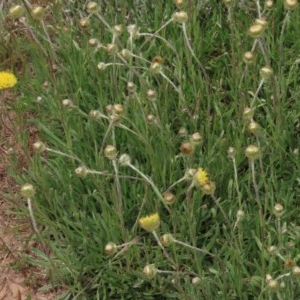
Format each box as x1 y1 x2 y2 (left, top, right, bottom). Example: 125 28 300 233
3 0 300 299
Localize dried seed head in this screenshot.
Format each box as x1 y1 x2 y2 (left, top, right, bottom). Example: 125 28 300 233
260 66 273 80
292 266 300 277
248 24 265 38
143 264 157 279
274 203 284 217
104 145 118 160
150 62 162 74
243 51 255 64
146 89 156 100
268 245 278 255
21 183 35 198
127 81 135 92
174 0 184 9
160 233 174 246
75 166 88 177
114 104 125 116
190 132 203 145
245 145 260 160
88 38 99 47
89 110 102 120
265 0 274 9
285 258 295 268
79 18 90 28
127 24 139 39
113 24 124 36
201 181 216 195
172 11 188 23
267 279 279 292
9 5 25 19
191 277 201 285
86 1 99 14
97 62 107 71
146 114 156 123
248 120 261 135
227 146 236 159
223 0 233 5
284 0 298 10
33 141 46 154
31 6 46 20
185 168 197 180
105 44 118 55
236 210 245 221
163 192 176 205
118 154 131 166
178 127 188 137
105 242 117 255
62 98 74 108
120 49 132 60
180 142 194 155
243 107 254 121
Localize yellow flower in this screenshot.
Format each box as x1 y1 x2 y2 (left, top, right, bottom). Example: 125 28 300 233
193 168 209 186
0 71 17 89
139 213 160 232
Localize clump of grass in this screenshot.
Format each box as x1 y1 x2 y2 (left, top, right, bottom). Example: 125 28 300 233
2 0 300 298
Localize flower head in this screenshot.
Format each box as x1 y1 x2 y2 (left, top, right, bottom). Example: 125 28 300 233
0 71 17 89
193 168 209 186
139 213 160 232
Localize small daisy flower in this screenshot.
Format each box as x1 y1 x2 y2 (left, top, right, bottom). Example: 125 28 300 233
193 168 209 186
0 71 17 89
139 213 160 232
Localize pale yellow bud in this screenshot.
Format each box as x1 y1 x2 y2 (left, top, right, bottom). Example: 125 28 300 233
174 0 184 9
9 5 25 19
260 66 273 80
160 233 174 247
227 147 236 159
33 141 46 153
105 242 117 255
118 154 131 166
284 0 298 10
274 203 284 217
190 132 203 145
245 145 260 160
163 192 176 205
104 145 118 160
243 51 255 64
106 44 118 55
150 62 162 74
172 11 188 23
243 107 255 121
21 183 35 198
79 18 90 28
248 24 265 38
86 2 99 14
248 120 261 135
31 6 46 20
143 264 157 279
75 166 88 177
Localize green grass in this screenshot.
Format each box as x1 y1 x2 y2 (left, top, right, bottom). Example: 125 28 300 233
1 0 300 299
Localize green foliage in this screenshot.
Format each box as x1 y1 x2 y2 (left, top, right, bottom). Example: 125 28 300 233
2 0 300 298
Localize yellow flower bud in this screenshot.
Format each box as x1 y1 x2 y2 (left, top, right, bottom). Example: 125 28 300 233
139 213 160 232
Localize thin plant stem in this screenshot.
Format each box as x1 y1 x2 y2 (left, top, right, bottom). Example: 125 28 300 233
27 197 39 234
251 78 264 108
232 157 242 209
173 239 214 257
152 230 177 269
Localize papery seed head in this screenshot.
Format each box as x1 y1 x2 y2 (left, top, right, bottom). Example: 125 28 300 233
174 0 184 9
178 127 188 137
104 145 118 160
248 24 265 38
293 148 299 156
97 62 107 71
114 104 125 116
146 114 156 123
185 168 197 180
118 154 131 166
31 6 46 20
163 192 176 205
224 0 233 5
260 66 273 80
248 120 261 135
86 1 99 14
254 18 268 29
292 266 300 277
284 258 295 268
266 274 273 283
79 18 90 28
43 81 50 89
266 0 274 9
243 51 255 64
284 0 298 10
180 142 194 155
190 132 203 145
192 277 201 285
243 107 254 121
160 233 174 246
105 104 114 115
127 81 135 92
150 62 162 74
75 166 88 177
143 264 157 279
274 203 284 217
88 38 99 47
113 24 124 36
33 141 46 154
268 245 278 255
236 210 245 221
146 89 156 100
245 145 260 160
227 146 236 159
105 242 117 255
106 44 118 55
267 279 279 291
9 5 25 19
120 49 132 60
62 98 73 108
201 181 216 195
89 110 102 120
172 11 188 23
21 183 35 198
